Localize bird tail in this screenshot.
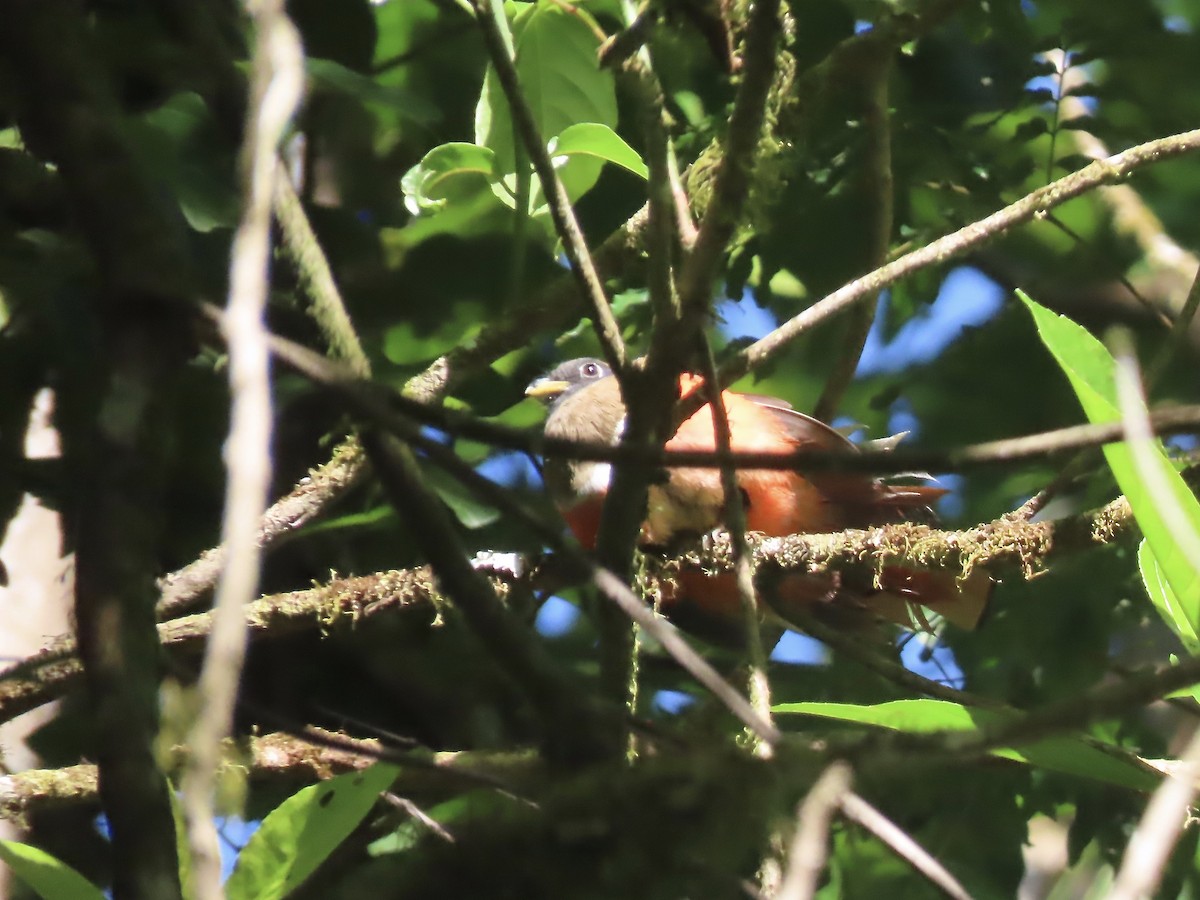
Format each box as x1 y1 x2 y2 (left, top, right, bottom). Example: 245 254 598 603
868 566 993 631
667 564 992 635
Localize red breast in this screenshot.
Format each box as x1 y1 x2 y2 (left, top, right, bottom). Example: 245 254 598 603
527 358 989 631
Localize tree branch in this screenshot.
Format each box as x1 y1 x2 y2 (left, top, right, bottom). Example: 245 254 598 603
0 569 444 730
0 2 196 895
0 730 540 825
839 792 972 900
674 0 782 321
0 489 1158 737
718 127 1200 390
156 438 367 618
181 3 302 895
697 335 774 752
266 327 1200 474
359 430 625 764
777 761 852 900
1109 725 1200 900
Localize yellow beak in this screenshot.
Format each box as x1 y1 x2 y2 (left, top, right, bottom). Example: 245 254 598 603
525 377 571 400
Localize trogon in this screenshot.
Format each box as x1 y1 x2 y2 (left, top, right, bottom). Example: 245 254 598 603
526 358 990 633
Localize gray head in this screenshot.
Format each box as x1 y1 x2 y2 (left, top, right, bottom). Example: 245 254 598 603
525 358 612 407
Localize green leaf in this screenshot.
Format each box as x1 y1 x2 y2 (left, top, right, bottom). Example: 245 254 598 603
300 505 396 536
401 143 499 216
225 763 398 900
307 58 438 122
426 467 501 529
475 5 617 174
775 699 1158 791
0 841 105 900
1139 540 1200 652
545 122 647 208
1019 290 1200 640
128 93 239 232
551 123 648 179
383 301 485 366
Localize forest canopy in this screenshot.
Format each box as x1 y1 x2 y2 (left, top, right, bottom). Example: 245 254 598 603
2 0 1200 897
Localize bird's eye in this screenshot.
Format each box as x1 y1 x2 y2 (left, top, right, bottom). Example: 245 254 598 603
581 362 600 378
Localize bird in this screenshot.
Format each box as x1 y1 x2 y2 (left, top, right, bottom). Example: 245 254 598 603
526 357 990 634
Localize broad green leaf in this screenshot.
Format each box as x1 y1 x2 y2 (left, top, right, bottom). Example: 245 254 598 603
401 143 499 216
475 5 617 174
0 841 105 900
372 0 440 66
545 122 647 209
225 763 398 900
427 467 501 530
307 58 437 122
128 93 239 232
383 301 485 365
552 122 648 179
384 190 514 256
1139 539 1200 652
775 699 1158 791
1020 290 1200 639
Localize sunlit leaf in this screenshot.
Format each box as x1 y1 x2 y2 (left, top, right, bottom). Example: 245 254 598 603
551 123 648 180
0 841 104 900
1139 540 1200 652
225 763 398 900
401 143 499 216
1020 291 1200 641
775 699 1158 791
475 4 616 174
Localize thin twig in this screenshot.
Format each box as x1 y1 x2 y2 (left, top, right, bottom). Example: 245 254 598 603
1111 328 1200 564
938 656 1200 760
360 430 624 764
717 127 1200 393
775 608 1007 711
472 0 626 374
1054 52 1199 321
697 336 775 754
1044 211 1171 329
272 176 371 376
1148 262 1200 388
594 569 781 745
387 411 784 747
258 323 1200 474
620 9 682 325
181 4 303 897
674 0 782 322
156 438 366 619
840 792 973 900
776 761 853 900
383 793 456 843
1109 725 1200 900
